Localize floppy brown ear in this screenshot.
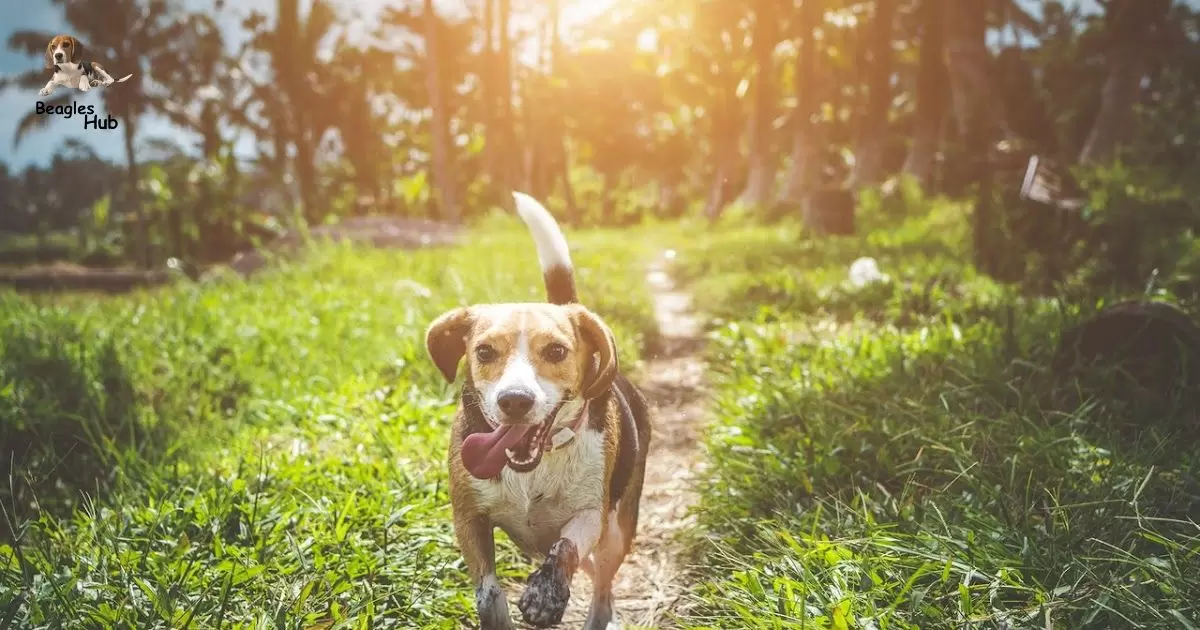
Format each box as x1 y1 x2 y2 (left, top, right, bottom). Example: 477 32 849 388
44 40 55 70
425 307 473 383
571 306 618 399
68 37 83 64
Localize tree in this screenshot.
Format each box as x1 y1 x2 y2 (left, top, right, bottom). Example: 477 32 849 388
1077 0 1173 165
901 0 947 188
780 0 825 204
424 0 461 222
850 0 897 188
4 0 189 268
738 0 782 207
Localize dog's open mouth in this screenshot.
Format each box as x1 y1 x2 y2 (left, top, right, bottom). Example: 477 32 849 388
461 414 555 479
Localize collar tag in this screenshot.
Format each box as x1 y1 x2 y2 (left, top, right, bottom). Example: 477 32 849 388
549 427 576 449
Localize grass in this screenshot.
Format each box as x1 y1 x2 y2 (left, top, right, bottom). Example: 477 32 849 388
670 202 1200 629
0 220 659 628
6 197 1200 629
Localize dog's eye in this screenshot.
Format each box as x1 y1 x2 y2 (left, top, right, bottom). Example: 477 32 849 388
474 344 498 363
63 42 70 47
542 343 568 363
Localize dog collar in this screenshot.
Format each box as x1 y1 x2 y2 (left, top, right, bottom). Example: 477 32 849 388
546 400 589 451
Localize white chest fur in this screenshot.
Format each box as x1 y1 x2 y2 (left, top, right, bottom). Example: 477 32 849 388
470 427 607 557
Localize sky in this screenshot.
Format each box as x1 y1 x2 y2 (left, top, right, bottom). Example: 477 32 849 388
0 0 1106 171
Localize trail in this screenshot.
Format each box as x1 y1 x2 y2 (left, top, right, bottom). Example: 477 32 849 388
509 251 711 629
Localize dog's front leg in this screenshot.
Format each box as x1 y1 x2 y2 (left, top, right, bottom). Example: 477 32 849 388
456 514 513 630
77 75 90 92
39 80 56 97
519 508 602 627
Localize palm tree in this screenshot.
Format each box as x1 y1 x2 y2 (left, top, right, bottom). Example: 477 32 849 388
244 0 339 226
1077 0 1174 165
423 0 461 222
737 0 783 207
901 0 948 189
780 0 825 204
850 0 897 188
3 0 190 268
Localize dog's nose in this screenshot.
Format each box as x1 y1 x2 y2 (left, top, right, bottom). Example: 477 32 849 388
497 390 535 419
54 53 63 61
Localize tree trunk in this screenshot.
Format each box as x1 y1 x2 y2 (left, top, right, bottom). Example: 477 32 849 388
548 0 578 221
425 0 460 222
1077 0 1170 165
944 1 1000 142
295 115 319 225
901 0 947 188
480 0 498 194
496 0 518 196
780 0 823 203
737 0 779 207
944 0 998 271
704 86 740 222
122 119 149 268
851 0 896 188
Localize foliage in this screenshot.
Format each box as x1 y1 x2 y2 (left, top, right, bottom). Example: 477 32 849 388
670 212 1200 629
0 223 658 627
2 0 1198 269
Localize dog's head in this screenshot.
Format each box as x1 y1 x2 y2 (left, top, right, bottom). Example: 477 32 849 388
426 303 617 427
46 35 84 69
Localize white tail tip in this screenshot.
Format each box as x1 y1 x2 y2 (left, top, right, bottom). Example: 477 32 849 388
511 191 572 273
116 74 133 83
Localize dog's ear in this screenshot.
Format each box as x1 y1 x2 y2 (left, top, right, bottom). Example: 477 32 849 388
426 307 474 383
570 306 618 399
67 36 83 64
44 39 55 70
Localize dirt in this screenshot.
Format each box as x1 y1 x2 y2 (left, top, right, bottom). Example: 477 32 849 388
507 251 711 629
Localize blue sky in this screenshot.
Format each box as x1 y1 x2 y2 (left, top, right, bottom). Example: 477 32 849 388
0 0 1106 171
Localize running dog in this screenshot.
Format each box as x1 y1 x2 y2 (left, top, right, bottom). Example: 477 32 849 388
426 192 651 629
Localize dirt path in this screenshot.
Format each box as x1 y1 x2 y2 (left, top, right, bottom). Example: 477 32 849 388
509 251 710 629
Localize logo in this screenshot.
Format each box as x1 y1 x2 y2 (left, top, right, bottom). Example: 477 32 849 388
35 34 134 132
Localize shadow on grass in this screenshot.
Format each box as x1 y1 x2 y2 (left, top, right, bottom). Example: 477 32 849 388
0 311 151 540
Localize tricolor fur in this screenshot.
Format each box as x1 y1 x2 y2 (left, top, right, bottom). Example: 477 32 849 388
39 35 133 97
425 193 651 629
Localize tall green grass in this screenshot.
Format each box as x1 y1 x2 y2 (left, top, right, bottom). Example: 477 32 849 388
671 207 1200 629
0 223 658 628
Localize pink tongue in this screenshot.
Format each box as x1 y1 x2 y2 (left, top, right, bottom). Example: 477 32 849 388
462 424 535 479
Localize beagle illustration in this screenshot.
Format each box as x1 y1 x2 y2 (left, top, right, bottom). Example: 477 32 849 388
426 193 651 629
39 35 133 97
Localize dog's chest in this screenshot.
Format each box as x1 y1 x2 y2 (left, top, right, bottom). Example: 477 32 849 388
471 429 606 556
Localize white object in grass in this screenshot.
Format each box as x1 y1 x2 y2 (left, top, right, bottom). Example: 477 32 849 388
848 256 889 287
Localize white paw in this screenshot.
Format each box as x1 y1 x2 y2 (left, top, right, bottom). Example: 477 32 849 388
79 81 90 92
38 87 51 96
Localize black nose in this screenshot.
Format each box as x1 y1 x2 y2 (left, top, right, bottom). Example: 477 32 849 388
55 53 63 60
497 391 535 419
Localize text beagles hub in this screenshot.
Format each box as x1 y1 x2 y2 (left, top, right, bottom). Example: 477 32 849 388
35 101 96 119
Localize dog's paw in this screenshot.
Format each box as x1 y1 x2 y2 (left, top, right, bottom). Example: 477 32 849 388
79 81 90 92
38 87 52 96
518 564 570 627
518 539 578 627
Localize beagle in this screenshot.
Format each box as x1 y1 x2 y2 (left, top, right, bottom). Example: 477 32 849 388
38 35 132 97
426 193 651 629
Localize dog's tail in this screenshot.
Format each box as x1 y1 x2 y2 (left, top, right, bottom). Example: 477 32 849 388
512 192 576 305
115 74 133 83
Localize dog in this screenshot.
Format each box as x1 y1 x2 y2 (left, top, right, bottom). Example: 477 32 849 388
38 35 132 97
425 192 651 629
